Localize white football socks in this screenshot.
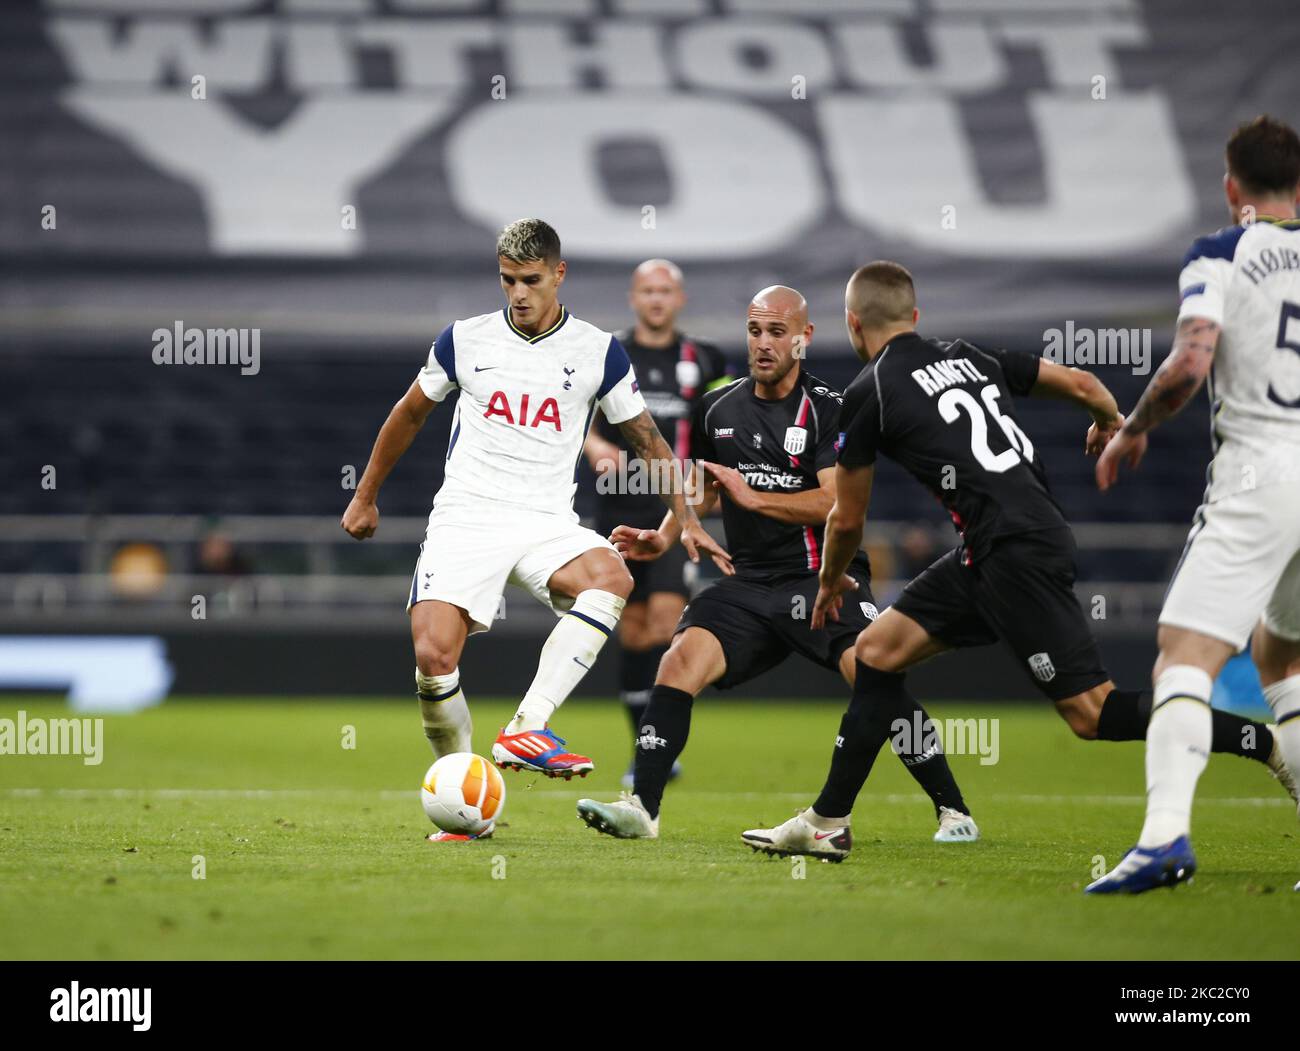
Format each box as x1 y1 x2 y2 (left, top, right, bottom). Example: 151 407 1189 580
508 589 626 733
416 668 473 757
1138 665 1213 848
1264 674 1300 803
806 808 850 830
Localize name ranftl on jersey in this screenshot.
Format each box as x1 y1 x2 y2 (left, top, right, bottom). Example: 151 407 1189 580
910 357 990 398
484 391 562 431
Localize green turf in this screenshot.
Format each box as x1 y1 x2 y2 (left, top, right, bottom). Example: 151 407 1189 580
0 696 1296 960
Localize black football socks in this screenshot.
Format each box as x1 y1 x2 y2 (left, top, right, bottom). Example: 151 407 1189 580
632 684 694 818
621 645 666 735
1095 688 1150 741
813 661 916 820
1098 688 1274 762
619 646 649 730
891 696 972 819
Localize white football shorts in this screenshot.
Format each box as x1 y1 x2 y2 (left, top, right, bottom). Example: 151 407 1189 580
1160 482 1300 650
407 499 619 633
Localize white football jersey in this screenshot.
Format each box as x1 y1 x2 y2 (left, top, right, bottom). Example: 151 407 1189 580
1177 217 1300 501
416 306 646 517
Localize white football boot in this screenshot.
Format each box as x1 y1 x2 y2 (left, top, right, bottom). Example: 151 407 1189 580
576 793 659 839
933 806 980 843
1266 734 1300 817
741 809 851 862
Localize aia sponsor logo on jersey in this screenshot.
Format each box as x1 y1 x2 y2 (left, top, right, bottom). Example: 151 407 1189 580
484 391 562 431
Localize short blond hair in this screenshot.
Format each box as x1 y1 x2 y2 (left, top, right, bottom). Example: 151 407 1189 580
496 218 561 265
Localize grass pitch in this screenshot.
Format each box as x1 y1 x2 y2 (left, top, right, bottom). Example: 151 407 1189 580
0 696 1296 960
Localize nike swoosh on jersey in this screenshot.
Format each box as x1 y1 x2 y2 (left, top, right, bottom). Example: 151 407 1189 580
474 365 497 372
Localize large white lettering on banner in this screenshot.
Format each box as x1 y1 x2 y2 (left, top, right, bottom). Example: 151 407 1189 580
44 5 1194 260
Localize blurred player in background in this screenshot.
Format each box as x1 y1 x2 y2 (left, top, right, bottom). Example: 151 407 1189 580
583 260 731 786
1088 116 1300 893
576 285 977 843
742 262 1294 863
341 219 729 841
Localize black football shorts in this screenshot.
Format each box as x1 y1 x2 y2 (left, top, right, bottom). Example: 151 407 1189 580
627 543 690 602
674 567 879 690
892 527 1109 702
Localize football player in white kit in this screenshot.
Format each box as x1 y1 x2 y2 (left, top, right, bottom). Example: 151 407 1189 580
341 219 730 840
1088 117 1300 893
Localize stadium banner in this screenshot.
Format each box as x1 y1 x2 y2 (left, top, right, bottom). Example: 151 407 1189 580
4 0 1298 347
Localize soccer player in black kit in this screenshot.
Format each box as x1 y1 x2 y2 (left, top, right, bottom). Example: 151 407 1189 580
741 262 1294 862
583 259 730 785
576 285 978 842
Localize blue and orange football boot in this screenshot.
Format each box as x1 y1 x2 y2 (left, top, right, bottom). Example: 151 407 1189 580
492 726 593 780
425 825 494 844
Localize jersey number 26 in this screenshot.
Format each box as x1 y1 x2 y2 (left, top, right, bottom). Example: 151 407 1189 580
938 384 1034 473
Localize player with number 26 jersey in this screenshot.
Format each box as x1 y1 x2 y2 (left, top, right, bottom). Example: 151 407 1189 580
838 334 1065 566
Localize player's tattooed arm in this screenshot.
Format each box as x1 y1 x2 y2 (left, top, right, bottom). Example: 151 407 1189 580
675 459 721 521
341 379 437 539
1122 317 1221 436
1094 317 1220 491
615 409 733 573
811 463 873 630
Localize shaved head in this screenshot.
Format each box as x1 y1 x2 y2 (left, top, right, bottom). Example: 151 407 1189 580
745 285 812 393
845 262 916 328
748 284 808 329
632 258 683 287
628 258 685 336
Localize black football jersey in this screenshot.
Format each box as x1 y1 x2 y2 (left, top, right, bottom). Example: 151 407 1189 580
690 370 869 582
596 330 730 518
837 332 1066 563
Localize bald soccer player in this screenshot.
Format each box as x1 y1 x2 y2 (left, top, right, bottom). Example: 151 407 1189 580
576 285 979 842
583 260 732 786
740 262 1295 863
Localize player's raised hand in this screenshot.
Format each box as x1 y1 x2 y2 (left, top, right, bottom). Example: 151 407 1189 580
1094 428 1148 491
341 496 379 539
609 524 669 561
811 574 859 630
680 520 734 576
699 460 760 511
